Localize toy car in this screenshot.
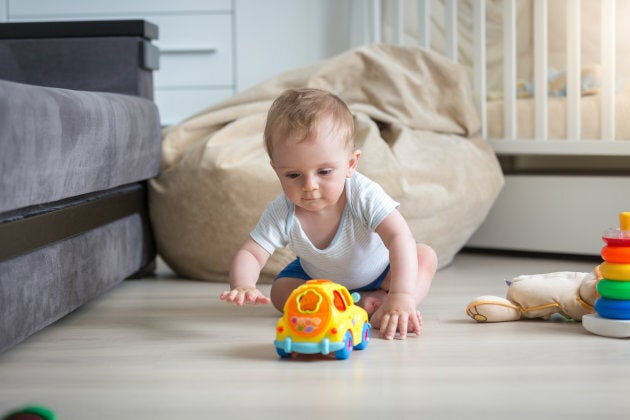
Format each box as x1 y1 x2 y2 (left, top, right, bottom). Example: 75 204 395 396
274 279 371 360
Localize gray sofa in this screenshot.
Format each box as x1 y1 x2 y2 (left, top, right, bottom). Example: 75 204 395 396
0 20 162 353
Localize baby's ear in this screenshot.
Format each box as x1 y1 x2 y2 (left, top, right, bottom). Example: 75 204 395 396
347 149 361 177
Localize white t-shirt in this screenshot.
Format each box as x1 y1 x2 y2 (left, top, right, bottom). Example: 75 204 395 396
250 172 399 290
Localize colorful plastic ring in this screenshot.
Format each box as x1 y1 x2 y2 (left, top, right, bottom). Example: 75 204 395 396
583 314 630 338
601 246 630 264
595 297 630 320
602 230 630 247
599 262 630 281
597 279 630 300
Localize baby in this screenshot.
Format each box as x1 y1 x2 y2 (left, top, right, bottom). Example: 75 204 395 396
220 88 436 339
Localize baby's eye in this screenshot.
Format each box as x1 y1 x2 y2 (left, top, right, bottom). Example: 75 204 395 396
285 173 300 179
319 169 333 176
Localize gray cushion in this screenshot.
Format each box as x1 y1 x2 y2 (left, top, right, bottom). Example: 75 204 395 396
0 211 151 353
0 79 161 214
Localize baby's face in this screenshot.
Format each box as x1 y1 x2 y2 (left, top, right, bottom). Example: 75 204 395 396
270 117 359 214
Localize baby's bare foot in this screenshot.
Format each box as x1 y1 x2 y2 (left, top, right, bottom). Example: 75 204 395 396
357 289 388 317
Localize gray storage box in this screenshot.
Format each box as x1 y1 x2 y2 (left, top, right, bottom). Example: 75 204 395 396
0 20 159 99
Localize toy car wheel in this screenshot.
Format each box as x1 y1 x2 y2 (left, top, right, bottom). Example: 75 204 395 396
353 322 370 350
334 331 353 360
276 347 291 358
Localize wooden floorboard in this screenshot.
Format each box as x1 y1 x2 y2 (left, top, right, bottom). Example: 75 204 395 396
0 252 626 420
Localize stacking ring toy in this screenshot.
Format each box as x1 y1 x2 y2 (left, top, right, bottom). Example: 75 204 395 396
583 314 630 338
599 262 630 281
601 246 630 264
597 279 630 300
602 212 630 246
601 234 630 247
595 297 630 320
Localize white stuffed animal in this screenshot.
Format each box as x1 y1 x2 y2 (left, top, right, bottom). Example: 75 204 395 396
466 268 601 323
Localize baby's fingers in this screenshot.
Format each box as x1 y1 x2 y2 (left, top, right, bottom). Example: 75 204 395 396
221 289 270 306
245 292 271 305
220 289 246 305
409 310 423 336
398 315 409 340
379 311 418 340
219 290 234 301
380 312 399 340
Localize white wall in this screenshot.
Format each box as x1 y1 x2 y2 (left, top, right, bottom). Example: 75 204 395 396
1 0 365 122
234 0 359 92
467 175 630 256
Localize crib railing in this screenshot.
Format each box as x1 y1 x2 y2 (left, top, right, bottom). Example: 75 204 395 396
363 0 630 157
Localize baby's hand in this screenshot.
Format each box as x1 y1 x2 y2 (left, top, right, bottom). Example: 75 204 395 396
220 287 270 306
372 293 422 340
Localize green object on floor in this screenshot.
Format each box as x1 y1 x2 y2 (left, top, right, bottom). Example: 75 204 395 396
2 406 56 420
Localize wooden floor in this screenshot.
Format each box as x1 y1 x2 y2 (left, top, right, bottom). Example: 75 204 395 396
1 251 628 419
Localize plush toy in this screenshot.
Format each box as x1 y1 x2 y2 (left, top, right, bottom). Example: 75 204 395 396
466 267 601 322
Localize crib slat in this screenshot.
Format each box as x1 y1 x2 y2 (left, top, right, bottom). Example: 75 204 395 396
534 0 548 141
445 0 457 61
566 0 581 141
473 0 487 139
371 0 382 43
418 0 430 48
601 0 615 141
393 0 404 44
503 0 517 141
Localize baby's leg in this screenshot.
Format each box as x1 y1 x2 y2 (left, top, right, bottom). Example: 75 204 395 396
413 243 437 304
270 277 306 312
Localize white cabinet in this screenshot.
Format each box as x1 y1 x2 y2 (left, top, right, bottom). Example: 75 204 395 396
7 0 232 15
2 0 356 126
3 0 235 126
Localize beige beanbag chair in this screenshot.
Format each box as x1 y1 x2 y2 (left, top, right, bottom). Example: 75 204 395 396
149 44 504 282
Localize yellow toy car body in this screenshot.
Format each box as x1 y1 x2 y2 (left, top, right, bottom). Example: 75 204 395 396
274 279 371 359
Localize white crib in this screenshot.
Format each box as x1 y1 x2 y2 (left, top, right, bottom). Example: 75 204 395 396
360 0 630 256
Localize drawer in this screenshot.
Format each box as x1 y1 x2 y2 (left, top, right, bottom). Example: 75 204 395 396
149 14 233 87
155 88 234 126
8 0 231 16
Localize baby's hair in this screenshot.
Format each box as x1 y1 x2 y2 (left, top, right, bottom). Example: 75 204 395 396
264 88 355 159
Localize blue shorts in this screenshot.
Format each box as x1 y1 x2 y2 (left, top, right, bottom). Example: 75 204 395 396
276 258 390 293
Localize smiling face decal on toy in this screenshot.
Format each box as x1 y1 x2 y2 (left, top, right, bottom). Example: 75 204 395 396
297 290 323 314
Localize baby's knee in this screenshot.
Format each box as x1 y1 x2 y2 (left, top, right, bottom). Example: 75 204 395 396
270 277 305 312
417 243 438 269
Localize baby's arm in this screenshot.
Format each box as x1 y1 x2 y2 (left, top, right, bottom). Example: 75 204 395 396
375 210 422 339
220 238 272 305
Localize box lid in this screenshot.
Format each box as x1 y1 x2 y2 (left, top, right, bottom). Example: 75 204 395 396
0 20 158 40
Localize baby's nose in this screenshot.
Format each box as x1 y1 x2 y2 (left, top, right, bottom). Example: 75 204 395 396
302 175 318 191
